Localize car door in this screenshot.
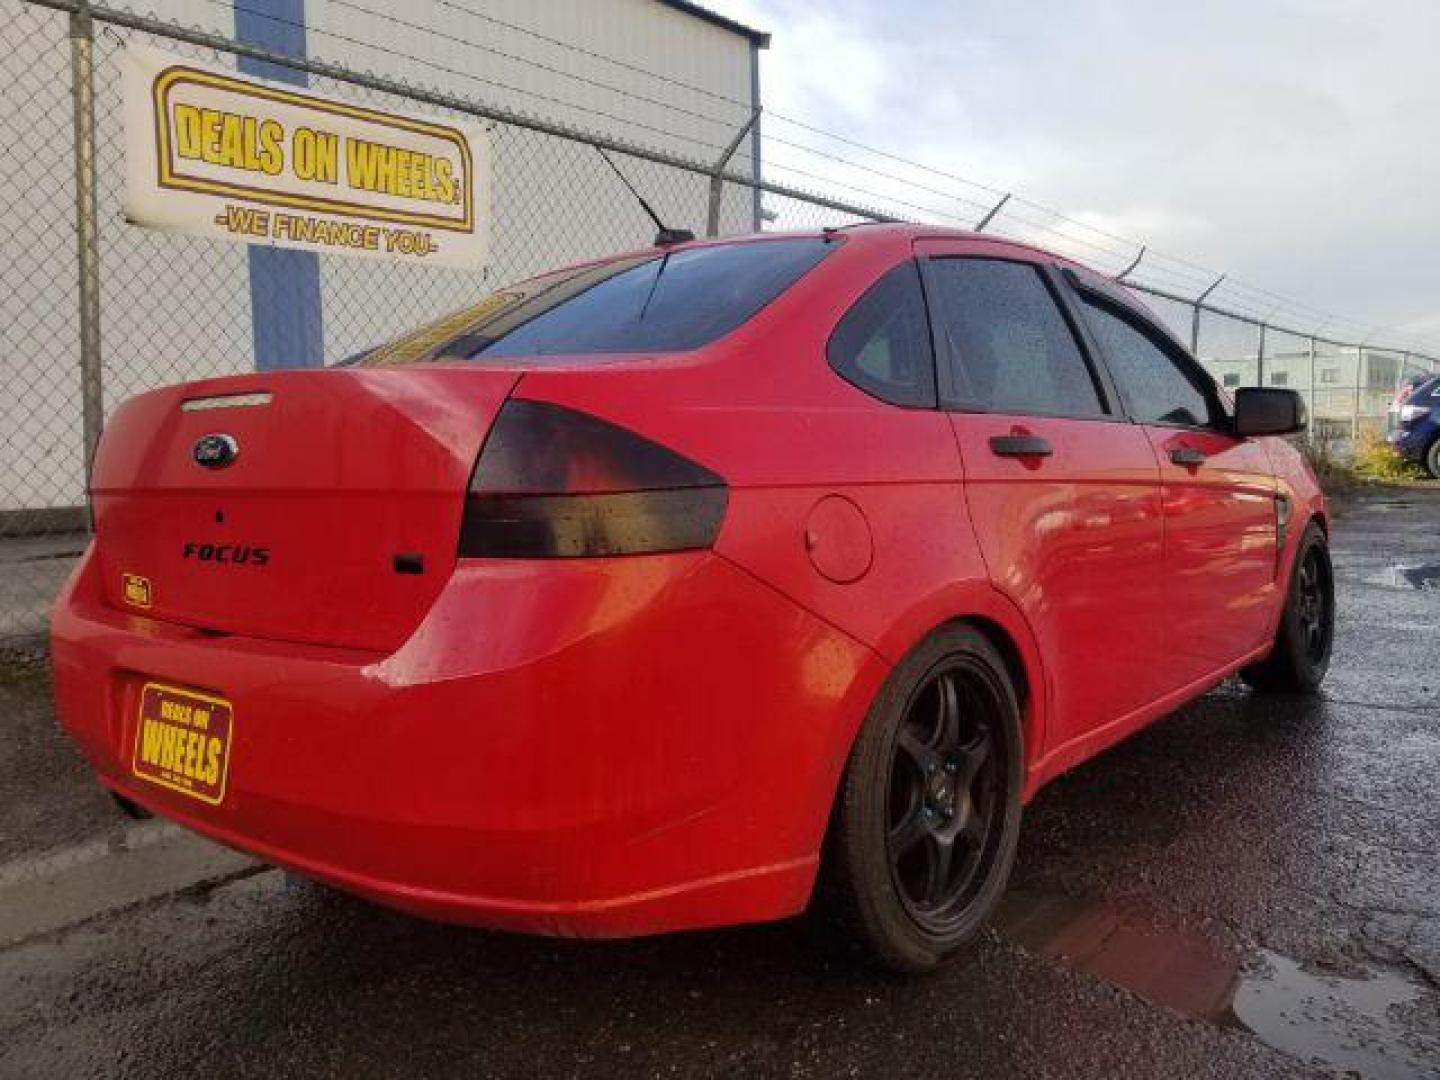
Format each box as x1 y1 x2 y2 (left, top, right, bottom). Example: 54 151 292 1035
1063 270 1280 687
916 241 1169 757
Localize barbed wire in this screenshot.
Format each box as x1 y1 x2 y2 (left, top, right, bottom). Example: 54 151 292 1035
203 0 738 160
320 0 755 140
307 0 1435 353
23 0 1440 358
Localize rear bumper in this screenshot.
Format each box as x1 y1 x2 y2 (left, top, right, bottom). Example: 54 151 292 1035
52 547 886 937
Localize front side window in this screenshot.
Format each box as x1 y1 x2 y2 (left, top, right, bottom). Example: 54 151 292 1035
356 238 836 365
926 258 1106 418
827 261 936 407
1076 295 1216 428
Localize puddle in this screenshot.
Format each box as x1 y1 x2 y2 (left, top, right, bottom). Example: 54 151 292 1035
1391 564 1440 591
1235 950 1432 1080
996 891 1238 1020
996 892 1438 1078
1368 563 1440 591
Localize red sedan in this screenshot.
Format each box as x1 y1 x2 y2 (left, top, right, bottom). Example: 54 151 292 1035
52 225 1332 971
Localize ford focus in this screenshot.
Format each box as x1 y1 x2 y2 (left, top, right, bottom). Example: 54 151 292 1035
52 225 1333 971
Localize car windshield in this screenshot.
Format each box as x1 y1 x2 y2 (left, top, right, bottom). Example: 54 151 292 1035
352 237 836 366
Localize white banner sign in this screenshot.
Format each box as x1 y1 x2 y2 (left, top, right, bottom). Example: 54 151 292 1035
124 46 490 269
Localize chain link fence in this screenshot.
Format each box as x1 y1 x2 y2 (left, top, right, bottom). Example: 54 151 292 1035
3 0 1437 644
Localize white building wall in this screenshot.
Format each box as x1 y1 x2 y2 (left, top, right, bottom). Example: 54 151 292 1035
1201 348 1404 423
1 0 760 512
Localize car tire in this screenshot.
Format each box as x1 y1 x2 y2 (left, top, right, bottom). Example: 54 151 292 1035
1426 437 1440 480
814 624 1024 973
1240 521 1334 694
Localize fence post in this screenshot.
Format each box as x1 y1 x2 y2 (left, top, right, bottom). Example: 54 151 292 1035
1113 245 1146 283
973 193 1011 233
69 0 104 491
1352 347 1363 444
1256 323 1266 387
1308 337 1317 415
706 110 759 238
1190 274 1226 356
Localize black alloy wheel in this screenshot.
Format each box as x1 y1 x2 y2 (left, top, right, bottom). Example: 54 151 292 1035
1294 543 1332 667
1241 520 1334 694
885 662 1006 931
817 625 1023 972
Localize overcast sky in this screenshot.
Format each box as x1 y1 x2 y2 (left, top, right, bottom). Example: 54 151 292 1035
711 0 1440 349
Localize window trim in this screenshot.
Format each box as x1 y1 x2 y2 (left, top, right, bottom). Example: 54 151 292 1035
918 254 1121 421
1059 268 1233 434
825 257 939 410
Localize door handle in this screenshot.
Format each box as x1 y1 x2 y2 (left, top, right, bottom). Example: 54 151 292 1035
1169 446 1207 466
989 434 1053 458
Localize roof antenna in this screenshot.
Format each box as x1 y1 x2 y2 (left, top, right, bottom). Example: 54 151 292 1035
595 147 695 247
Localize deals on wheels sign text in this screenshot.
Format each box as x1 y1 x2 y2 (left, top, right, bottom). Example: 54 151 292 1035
124 46 491 269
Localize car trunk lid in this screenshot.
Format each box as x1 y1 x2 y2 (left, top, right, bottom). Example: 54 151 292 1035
90 367 517 652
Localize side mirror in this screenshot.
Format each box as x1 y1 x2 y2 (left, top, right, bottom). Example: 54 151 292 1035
1233 387 1308 437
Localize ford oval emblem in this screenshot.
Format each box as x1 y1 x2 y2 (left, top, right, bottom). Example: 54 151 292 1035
193 433 239 469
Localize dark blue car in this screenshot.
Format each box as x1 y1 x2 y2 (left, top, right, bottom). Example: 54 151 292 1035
1389 375 1440 477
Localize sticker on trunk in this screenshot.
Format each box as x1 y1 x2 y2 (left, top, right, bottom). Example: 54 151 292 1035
122 572 152 608
131 683 234 805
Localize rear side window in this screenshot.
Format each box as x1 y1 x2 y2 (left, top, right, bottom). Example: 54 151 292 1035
926 258 1106 417
827 261 936 407
354 238 835 365
1076 295 1216 428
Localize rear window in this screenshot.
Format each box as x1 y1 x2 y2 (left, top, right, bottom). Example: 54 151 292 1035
354 238 836 366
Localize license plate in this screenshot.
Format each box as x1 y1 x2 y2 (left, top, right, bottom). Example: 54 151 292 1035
131 682 234 805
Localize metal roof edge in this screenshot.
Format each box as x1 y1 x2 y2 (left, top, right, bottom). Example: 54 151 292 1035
654 0 771 47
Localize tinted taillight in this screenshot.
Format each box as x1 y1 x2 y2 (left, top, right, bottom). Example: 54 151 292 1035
459 399 727 558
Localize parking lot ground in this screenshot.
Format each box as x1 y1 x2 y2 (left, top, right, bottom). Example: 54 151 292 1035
1 487 1437 1079
0 531 86 646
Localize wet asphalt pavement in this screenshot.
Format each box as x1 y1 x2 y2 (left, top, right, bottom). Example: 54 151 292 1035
1 486 1438 1079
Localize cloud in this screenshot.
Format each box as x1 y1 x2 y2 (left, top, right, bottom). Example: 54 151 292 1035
713 0 1440 351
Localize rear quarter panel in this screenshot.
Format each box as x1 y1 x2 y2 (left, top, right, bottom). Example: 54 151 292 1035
509 232 1050 789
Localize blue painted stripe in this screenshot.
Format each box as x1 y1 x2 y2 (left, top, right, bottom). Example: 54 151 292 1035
234 0 324 370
